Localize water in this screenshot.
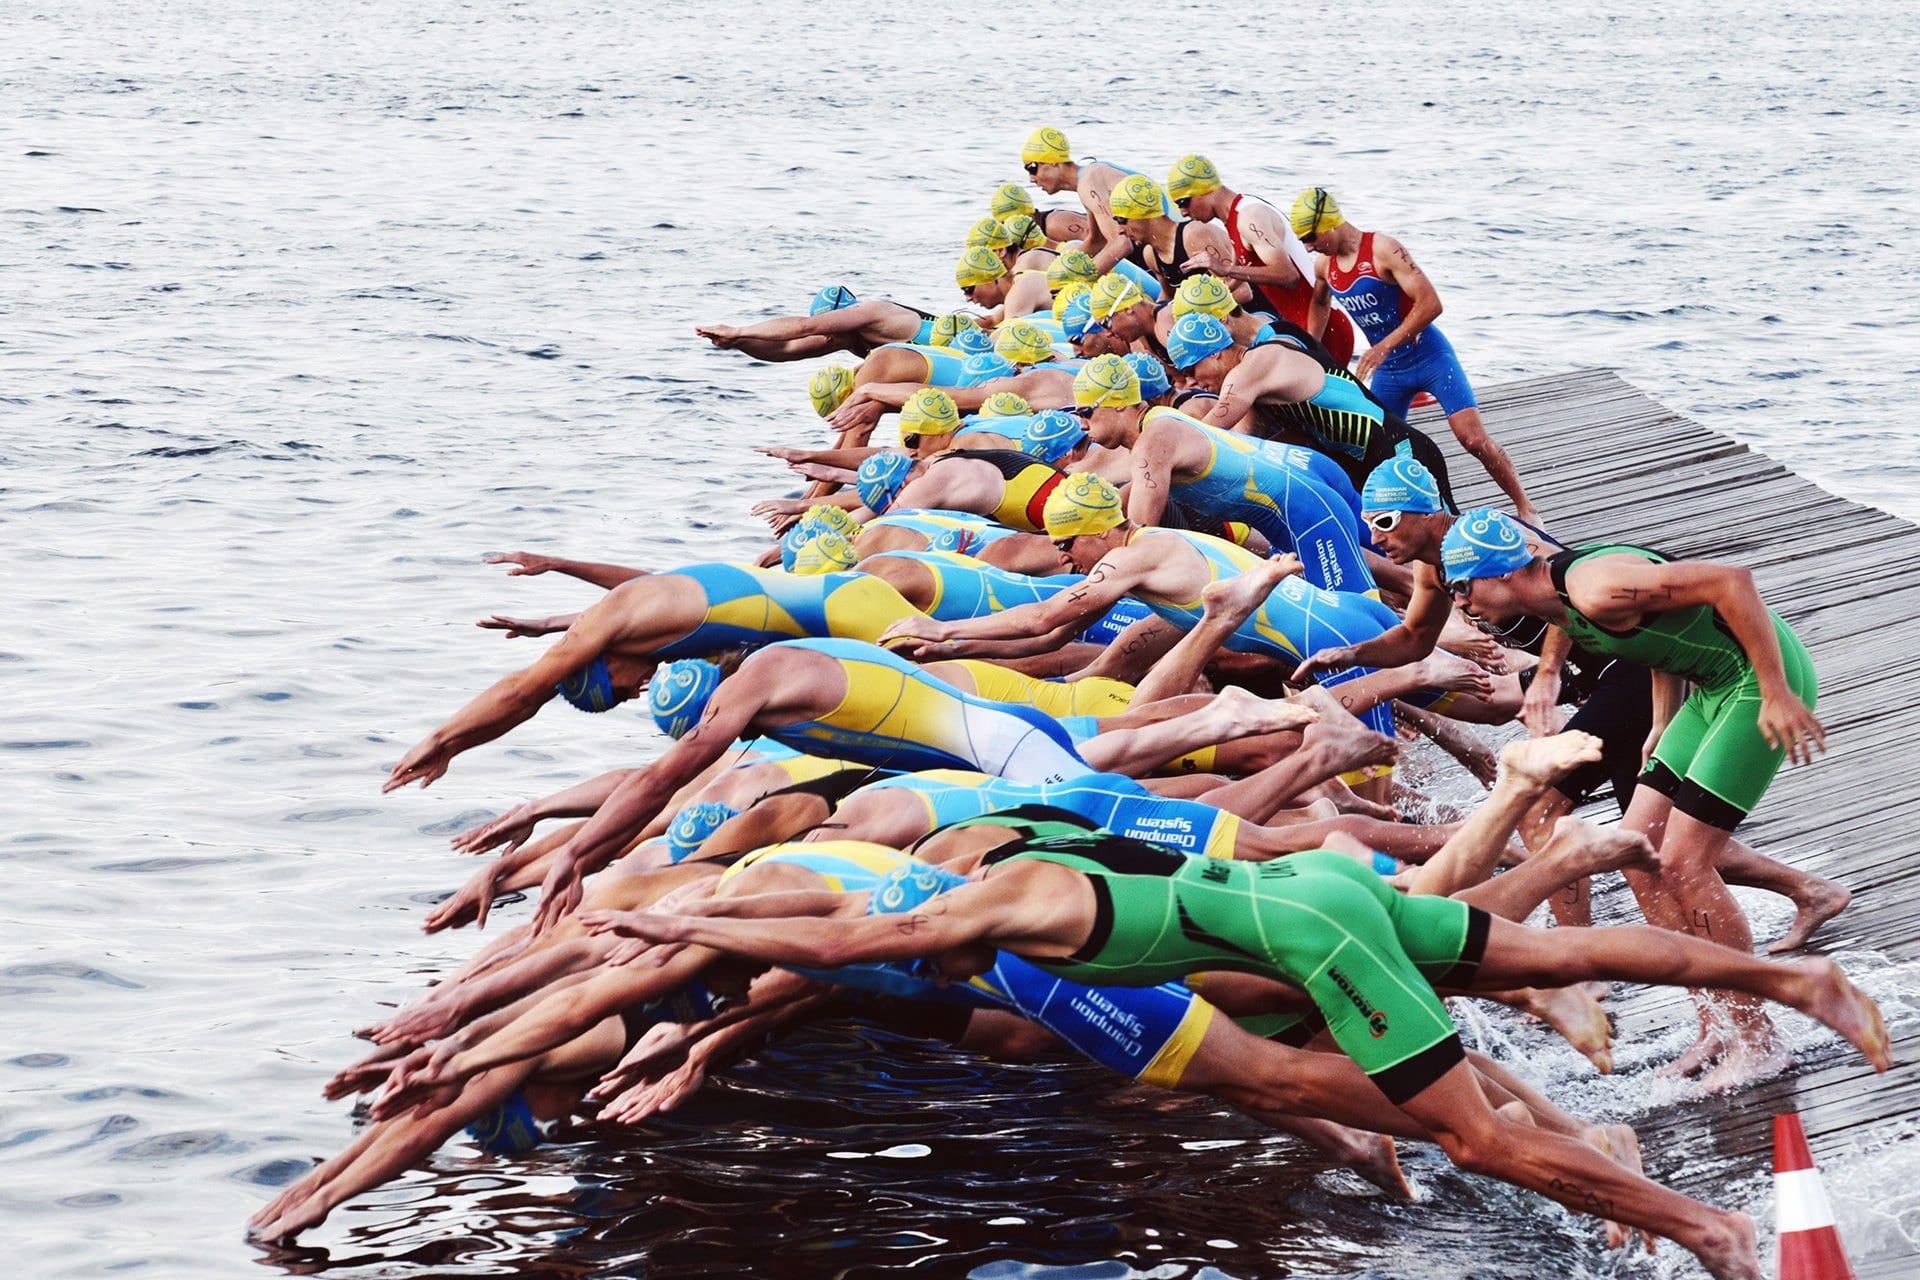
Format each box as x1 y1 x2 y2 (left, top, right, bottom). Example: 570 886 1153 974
4 2 1919 1276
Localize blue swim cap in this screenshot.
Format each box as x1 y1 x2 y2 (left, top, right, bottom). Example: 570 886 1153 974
1124 353 1172 400
951 326 996 356
1020 409 1088 464
856 450 915 513
466 1091 546 1155
556 656 617 713
961 352 1016 384
650 658 722 739
1166 313 1234 371
1059 291 1098 341
809 285 858 316
1360 456 1445 515
638 976 723 1025
867 862 968 915
779 520 819 571
1439 509 1534 583
666 800 742 863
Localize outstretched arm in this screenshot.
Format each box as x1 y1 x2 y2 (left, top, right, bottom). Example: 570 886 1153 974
878 556 1147 658
486 551 649 591
1294 566 1451 679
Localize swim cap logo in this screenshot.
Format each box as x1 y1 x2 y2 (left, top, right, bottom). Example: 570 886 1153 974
1329 965 1390 1038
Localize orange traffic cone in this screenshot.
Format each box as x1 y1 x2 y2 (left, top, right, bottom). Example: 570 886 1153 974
1773 1111 1854 1280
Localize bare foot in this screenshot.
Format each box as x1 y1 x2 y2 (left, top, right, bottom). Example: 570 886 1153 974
1414 647 1495 697
1297 707 1399 777
1209 685 1318 738
1513 984 1614 1073
1789 956 1894 1073
1700 1033 1792 1094
1765 876 1852 953
1341 1131 1413 1200
1658 1027 1729 1079
1538 815 1660 879
1688 1208 1760 1280
1200 555 1298 626
1300 777 1399 821
1585 1123 1657 1254
1497 731 1604 790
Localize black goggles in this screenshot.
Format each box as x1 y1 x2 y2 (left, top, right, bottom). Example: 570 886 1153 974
1445 577 1475 598
1024 162 1041 175
1052 537 1076 553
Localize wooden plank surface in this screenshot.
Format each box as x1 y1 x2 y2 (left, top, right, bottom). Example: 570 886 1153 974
1411 371 1917 1271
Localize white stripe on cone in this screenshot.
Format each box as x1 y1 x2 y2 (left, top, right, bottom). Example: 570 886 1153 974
1775 1166 1837 1234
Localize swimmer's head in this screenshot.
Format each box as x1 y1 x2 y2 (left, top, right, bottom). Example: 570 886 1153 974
1088 273 1146 324
900 386 961 437
666 800 741 864
792 530 859 575
1020 409 1089 465
1054 283 1095 336
1172 273 1236 319
1001 213 1048 251
952 325 995 356
779 520 816 571
1290 187 1346 244
1439 509 1535 607
966 217 1016 251
1072 353 1142 409
1166 154 1222 204
1124 353 1172 401
1021 126 1072 166
1046 249 1099 293
1166 312 1235 371
993 319 1057 368
555 656 618 713
803 503 863 541
1108 173 1166 226
955 246 1010 289
960 351 1016 384
649 658 723 740
809 285 858 316
1044 472 1127 541
991 182 1036 220
809 364 856 417
979 391 1032 418
930 312 984 350
1361 456 1447 516
856 450 916 513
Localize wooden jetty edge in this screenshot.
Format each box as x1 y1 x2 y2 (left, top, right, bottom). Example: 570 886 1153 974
1421 370 1916 1275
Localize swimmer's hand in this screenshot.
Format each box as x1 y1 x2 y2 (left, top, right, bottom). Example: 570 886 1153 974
1519 667 1565 738
600 1051 709 1125
1437 628 1508 673
750 497 809 534
423 862 509 934
588 1020 694 1104
530 851 588 936
1180 246 1232 275
694 323 740 349
370 1047 461 1122
485 551 558 577
323 1042 415 1101
451 803 541 857
1759 692 1827 766
754 446 810 464
359 997 465 1051
792 461 856 484
477 613 572 638
385 736 453 792
878 614 951 658
826 390 886 432
1291 646 1357 683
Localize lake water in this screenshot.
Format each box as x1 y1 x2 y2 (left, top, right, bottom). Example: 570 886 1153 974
5 2 1918 1277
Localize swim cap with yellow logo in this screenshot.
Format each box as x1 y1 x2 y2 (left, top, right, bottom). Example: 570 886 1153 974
1001 213 1047 250
966 217 1015 251
1051 279 1092 323
1072 353 1142 408
1046 249 1099 292
929 312 984 349
792 530 859 575
1172 273 1236 319
809 364 857 417
956 247 1010 288
802 504 863 540
1021 127 1072 166
993 320 1056 367
979 391 1032 418
1166 154 1222 202
1290 187 1346 239
1044 472 1126 539
900 386 961 436
1108 173 1166 222
1088 272 1146 322
992 182 1036 220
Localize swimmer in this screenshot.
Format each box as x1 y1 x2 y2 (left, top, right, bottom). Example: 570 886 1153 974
1105 171 1241 300
1293 188 1538 523
696 285 941 361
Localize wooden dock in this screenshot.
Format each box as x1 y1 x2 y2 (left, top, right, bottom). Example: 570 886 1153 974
1419 370 1918 1276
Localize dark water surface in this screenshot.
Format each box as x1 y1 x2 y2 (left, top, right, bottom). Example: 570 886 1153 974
6 3 1920 1277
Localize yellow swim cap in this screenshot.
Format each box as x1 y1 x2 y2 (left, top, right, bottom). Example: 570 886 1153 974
956 247 1010 288
1166 154 1222 202
1089 272 1146 322
1290 187 1346 239
803 504 862 540
1051 279 1093 323
1046 249 1099 292
900 386 961 437
992 182 1036 220
1044 473 1126 540
1072 353 1142 408
1022 127 1072 166
809 364 856 417
966 217 1016 251
1108 173 1165 222
929 312 984 349
1173 273 1236 319
979 391 1032 417
792 530 858 575
1001 213 1047 251
993 320 1056 367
